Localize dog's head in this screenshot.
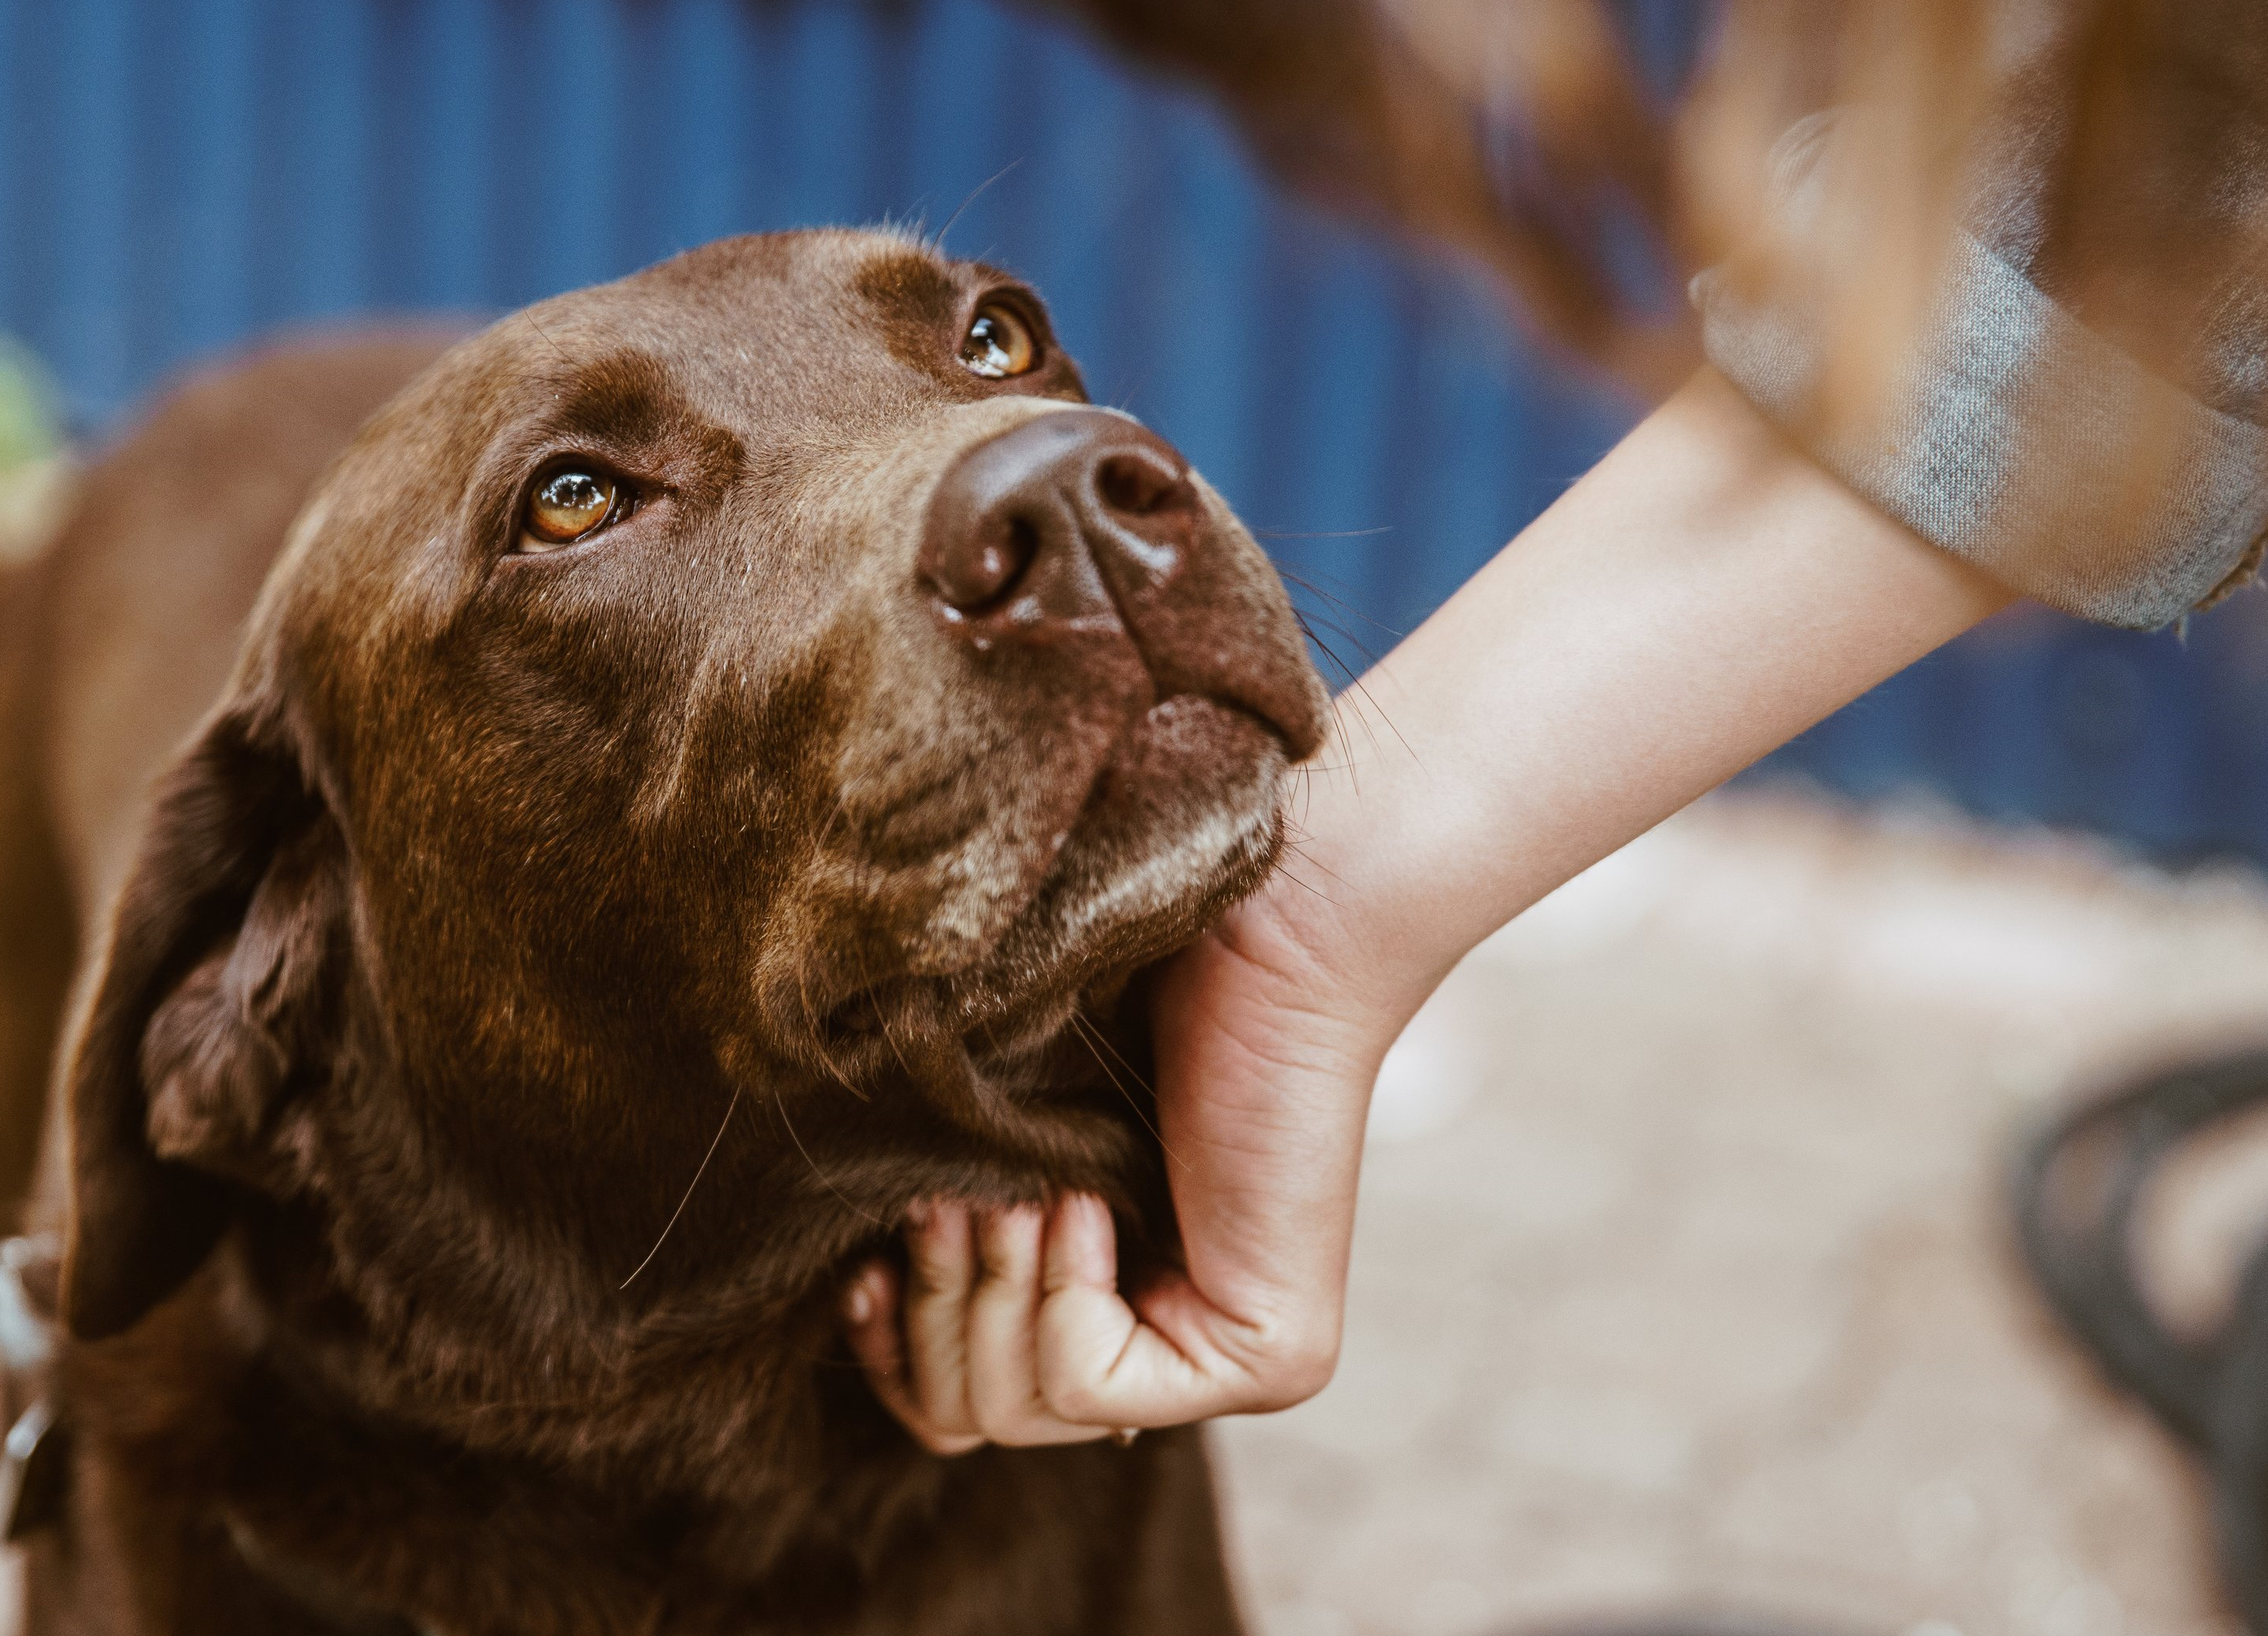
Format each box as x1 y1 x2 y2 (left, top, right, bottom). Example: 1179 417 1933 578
58 230 1326 1351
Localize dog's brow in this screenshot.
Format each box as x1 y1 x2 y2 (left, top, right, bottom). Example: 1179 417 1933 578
541 349 690 446
852 249 964 331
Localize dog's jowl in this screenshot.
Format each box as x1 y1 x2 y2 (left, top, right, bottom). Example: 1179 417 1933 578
0 231 1326 1634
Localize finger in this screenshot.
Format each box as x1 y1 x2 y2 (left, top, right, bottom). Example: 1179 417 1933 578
1036 1194 1329 1425
1035 1191 1149 1422
841 1261 902 1384
901 1200 982 1440
964 1204 1044 1432
841 1261 982 1456
961 1204 1110 1445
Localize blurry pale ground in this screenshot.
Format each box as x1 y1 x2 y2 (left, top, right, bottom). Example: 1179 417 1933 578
1213 792 2268 1636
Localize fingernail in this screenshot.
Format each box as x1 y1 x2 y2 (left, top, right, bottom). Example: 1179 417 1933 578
844 1280 874 1325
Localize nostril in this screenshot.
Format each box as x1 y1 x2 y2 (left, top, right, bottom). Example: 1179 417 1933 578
1095 450 1192 518
928 515 1039 614
994 517 1039 600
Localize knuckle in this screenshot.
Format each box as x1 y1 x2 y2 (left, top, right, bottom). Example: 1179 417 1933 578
1043 1377 1109 1424
1006 1412 1083 1449
902 1262 956 1304
902 1369 965 1429
972 1246 1036 1294
1261 1342 1340 1409
978 1384 1054 1444
1233 1325 1340 1412
968 1396 1011 1439
978 1388 1048 1442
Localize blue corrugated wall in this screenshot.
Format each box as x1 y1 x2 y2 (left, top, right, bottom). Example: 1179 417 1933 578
5 0 2263 862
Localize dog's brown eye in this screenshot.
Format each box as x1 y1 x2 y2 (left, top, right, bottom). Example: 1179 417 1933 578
521 468 619 550
960 302 1037 380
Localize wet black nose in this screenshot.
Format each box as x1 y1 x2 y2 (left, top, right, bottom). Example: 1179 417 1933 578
918 410 1197 640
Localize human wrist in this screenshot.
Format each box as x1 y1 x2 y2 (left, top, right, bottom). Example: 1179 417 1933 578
1253 739 1481 1043
1251 369 2012 1043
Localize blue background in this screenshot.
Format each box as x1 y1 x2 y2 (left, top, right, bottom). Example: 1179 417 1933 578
7 0 2262 861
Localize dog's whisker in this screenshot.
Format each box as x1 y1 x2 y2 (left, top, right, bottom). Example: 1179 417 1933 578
618 1086 743 1291
1341 672 1414 764
1299 606 1392 652
1269 862 1343 910
790 961 836 1087
810 1028 862 1098
773 1094 887 1229
1275 565 1403 637
856 945 916 1093
1071 1008 1155 1100
1069 1012 1188 1174
519 310 574 370
1294 618 1371 693
933 159 1025 250
1280 836 1348 884
1320 694 1368 797
1297 616 1388 681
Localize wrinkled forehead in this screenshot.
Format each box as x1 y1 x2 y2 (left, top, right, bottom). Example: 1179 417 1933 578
478 228 1003 436
322 229 1012 509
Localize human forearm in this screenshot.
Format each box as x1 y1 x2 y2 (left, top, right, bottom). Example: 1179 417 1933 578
1294 366 2013 1020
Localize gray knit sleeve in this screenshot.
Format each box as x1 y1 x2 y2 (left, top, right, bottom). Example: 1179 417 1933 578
1692 113 2268 629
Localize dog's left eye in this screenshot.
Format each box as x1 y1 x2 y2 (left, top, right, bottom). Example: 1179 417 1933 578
959 302 1038 380
520 467 623 552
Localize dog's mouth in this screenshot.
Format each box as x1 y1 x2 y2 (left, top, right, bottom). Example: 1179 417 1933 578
805 689 1293 1060
1002 691 1290 965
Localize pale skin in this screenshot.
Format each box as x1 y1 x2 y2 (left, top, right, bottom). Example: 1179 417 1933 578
842 367 2014 1452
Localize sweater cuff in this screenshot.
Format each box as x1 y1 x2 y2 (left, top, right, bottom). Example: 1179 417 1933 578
1692 123 2268 629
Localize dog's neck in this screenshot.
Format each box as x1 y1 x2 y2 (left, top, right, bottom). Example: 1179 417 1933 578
43 1215 964 1633
44 1212 1211 1636
38 1008 1175 1634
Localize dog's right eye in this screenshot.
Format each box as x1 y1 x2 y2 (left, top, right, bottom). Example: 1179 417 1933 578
519 467 623 552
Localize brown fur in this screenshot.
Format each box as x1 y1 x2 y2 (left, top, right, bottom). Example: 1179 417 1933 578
0 229 1326 1634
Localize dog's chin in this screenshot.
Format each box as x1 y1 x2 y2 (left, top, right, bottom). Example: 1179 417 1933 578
936 692 1293 1039
796 695 1293 1069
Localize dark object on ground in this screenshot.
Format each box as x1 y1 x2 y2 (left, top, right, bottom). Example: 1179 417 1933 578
0 229 1326 1633
2013 1048 2268 1633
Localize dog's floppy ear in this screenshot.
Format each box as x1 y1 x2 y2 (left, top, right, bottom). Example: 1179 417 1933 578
61 708 348 1341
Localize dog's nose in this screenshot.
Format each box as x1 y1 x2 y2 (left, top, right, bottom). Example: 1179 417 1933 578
918 410 1196 639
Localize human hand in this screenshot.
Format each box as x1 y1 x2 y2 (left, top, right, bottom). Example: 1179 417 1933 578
841 879 1408 1453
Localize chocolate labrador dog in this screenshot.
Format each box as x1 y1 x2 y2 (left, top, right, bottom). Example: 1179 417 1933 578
0 229 1327 1633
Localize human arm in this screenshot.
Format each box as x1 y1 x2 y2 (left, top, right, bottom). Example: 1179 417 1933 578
844 366 2013 1450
